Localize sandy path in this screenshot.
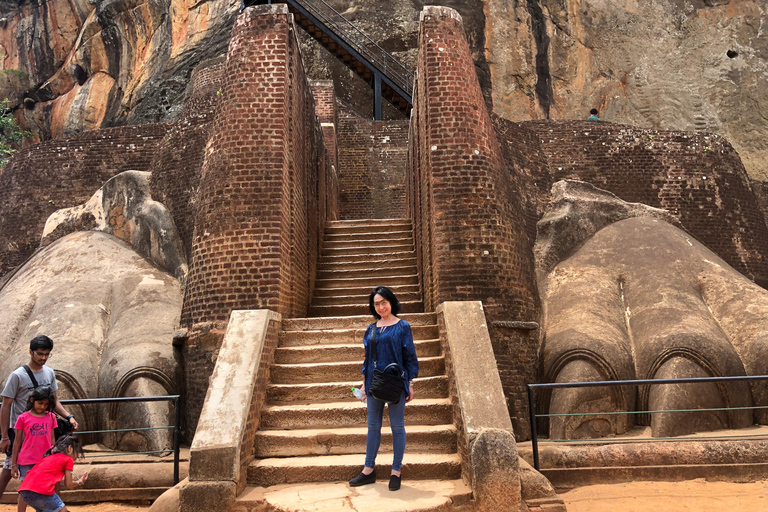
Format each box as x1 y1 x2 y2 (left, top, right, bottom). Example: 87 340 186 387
0 503 149 511
560 479 768 512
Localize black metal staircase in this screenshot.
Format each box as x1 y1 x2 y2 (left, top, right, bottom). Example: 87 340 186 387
245 0 414 119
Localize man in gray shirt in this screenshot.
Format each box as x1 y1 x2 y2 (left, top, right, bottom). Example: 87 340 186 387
0 335 78 500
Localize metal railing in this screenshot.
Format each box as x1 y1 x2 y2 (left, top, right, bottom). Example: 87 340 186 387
288 0 414 98
527 375 768 471
61 395 181 484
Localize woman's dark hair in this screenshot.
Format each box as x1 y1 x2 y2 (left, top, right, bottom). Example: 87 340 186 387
25 385 55 412
44 434 84 459
368 286 401 319
590 108 598 115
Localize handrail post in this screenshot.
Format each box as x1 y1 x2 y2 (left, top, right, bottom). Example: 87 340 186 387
374 72 382 120
173 395 181 485
528 385 540 471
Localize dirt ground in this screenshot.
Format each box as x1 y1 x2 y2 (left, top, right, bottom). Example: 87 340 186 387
1 480 768 511
560 479 768 511
0 503 150 511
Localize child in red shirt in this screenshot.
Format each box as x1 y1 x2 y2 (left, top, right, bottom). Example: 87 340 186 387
18 435 88 512
10 386 57 512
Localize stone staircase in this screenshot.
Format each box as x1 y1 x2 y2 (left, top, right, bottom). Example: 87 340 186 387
237 219 470 511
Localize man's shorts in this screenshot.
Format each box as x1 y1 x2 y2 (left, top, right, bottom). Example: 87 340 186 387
18 490 65 512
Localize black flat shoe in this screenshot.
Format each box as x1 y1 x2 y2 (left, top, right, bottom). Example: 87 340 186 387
349 472 376 486
388 474 401 491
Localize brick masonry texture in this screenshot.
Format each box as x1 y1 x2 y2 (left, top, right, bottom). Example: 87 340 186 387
149 57 224 264
337 103 409 219
0 123 170 279
180 3 339 328
408 6 541 440
309 80 338 173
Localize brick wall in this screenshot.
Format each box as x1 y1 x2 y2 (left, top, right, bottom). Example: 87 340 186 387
408 6 540 440
337 104 409 219
0 123 171 280
149 58 224 264
309 80 338 173
179 6 338 435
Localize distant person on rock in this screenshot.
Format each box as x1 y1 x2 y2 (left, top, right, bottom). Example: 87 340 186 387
587 108 601 121
349 286 419 492
0 336 78 503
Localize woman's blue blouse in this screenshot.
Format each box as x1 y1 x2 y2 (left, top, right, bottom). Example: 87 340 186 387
361 319 419 396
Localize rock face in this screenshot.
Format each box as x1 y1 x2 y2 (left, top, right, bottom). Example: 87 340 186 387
536 182 768 439
485 0 768 180
0 0 237 138
0 231 183 452
1 0 765 181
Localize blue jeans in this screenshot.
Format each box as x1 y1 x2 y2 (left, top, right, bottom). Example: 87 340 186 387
365 391 406 471
19 490 65 512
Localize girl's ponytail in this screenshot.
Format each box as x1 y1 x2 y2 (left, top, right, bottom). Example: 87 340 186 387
44 434 84 459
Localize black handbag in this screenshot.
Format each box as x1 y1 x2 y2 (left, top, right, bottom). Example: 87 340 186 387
368 324 406 404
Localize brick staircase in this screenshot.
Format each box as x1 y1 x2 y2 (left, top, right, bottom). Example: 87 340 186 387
308 218 423 317
238 219 469 510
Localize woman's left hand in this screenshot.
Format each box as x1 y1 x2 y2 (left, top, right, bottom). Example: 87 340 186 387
406 383 414 403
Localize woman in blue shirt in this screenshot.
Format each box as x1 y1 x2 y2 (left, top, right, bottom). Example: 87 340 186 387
349 285 419 491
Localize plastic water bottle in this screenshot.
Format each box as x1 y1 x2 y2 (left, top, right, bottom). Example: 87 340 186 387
351 387 365 400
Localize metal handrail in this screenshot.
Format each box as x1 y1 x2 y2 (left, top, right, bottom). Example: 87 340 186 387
288 0 414 96
60 395 181 484
526 376 768 471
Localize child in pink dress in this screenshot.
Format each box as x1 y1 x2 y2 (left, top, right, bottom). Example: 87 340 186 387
10 386 56 512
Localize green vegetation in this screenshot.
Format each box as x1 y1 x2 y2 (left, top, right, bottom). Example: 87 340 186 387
0 98 31 167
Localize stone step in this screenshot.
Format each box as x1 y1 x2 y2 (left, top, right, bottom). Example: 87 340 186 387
316 251 417 266
259 398 453 430
247 453 462 486
253 424 457 457
274 339 441 364
279 325 439 346
322 244 415 256
323 237 414 250
311 283 420 297
316 265 418 280
235 480 473 512
308 301 424 317
318 256 417 271
266 375 449 403
281 313 436 331
324 230 413 243
325 219 411 231
314 274 418 288
270 356 444 384
311 291 421 306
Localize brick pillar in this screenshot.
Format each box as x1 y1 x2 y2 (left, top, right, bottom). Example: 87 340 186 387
182 5 298 327
410 6 540 439
310 80 338 173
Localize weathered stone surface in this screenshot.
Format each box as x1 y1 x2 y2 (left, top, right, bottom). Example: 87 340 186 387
0 231 182 451
42 170 187 282
148 479 184 512
519 457 560 502
485 0 768 181
179 479 235 512
536 189 768 438
469 428 522 512
535 179 682 295
189 309 281 483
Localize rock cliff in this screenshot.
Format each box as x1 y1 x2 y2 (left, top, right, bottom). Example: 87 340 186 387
0 0 765 178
